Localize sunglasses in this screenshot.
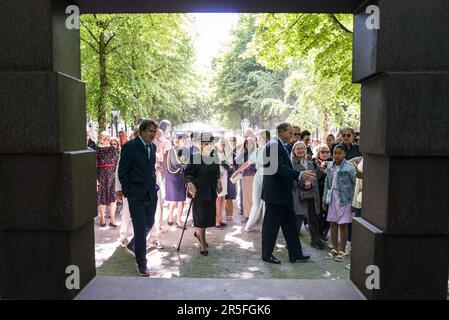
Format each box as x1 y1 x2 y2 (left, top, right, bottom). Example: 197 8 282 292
293 133 300 136
342 134 352 138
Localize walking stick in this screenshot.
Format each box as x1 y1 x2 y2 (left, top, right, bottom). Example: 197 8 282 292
177 197 194 251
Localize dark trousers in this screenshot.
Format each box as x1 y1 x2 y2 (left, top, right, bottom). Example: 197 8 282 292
295 200 322 245
262 201 303 260
128 194 157 269
347 208 362 242
318 211 330 239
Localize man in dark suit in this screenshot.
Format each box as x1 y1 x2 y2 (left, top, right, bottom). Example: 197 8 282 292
285 125 301 155
118 119 159 276
261 123 315 264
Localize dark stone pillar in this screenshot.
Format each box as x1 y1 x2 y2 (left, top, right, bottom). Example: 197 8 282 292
351 0 449 299
0 0 96 299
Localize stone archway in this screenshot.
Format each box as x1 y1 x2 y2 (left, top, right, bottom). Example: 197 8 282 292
1 0 448 299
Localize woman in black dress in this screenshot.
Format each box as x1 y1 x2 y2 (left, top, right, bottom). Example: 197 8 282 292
225 136 238 221
314 144 332 241
184 133 222 256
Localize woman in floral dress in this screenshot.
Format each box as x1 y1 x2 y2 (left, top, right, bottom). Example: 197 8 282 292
96 131 119 227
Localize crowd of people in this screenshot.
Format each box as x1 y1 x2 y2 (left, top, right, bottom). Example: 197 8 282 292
87 120 363 276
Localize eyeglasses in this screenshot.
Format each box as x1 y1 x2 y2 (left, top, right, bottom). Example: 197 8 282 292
342 134 352 138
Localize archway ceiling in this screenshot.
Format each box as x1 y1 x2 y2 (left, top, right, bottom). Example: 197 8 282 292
72 0 364 14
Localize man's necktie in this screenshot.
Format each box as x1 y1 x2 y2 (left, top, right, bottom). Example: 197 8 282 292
146 143 151 159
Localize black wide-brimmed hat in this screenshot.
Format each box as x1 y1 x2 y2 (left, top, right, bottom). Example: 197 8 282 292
200 132 215 143
175 131 187 139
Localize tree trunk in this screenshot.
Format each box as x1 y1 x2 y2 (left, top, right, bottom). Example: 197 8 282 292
97 29 108 131
323 109 330 138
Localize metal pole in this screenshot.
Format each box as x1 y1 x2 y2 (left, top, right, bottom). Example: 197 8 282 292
176 198 194 251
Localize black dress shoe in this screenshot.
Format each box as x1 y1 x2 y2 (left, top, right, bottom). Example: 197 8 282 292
125 245 136 258
262 255 281 264
311 242 325 250
290 254 311 263
136 266 150 277
194 232 208 247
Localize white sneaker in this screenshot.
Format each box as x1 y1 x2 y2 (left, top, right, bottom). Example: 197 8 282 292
152 240 164 250
119 239 129 248
345 243 351 255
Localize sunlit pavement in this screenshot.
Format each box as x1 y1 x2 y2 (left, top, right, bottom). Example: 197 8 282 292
95 201 351 280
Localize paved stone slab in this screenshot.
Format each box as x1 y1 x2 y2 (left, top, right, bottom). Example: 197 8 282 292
360 72 449 156
1 221 95 299
75 276 365 300
94 203 352 281
351 218 449 300
0 0 81 77
0 150 96 231
353 0 449 82
363 155 449 234
0 72 86 153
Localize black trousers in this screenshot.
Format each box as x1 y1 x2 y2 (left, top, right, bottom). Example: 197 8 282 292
295 199 322 245
347 208 362 242
318 210 330 239
262 201 304 260
128 193 157 269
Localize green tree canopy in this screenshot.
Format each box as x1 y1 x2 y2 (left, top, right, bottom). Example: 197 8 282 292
211 14 290 129
81 14 203 131
248 13 360 134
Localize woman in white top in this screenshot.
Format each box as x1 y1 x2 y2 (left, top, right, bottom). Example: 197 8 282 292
215 136 230 228
231 130 271 231
116 127 140 247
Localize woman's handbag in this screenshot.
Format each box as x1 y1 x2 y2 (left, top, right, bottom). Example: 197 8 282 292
299 182 315 200
230 171 243 184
